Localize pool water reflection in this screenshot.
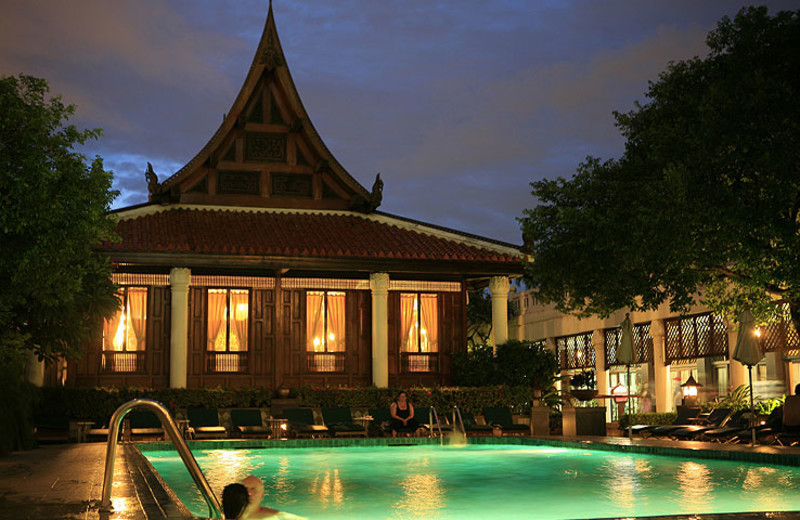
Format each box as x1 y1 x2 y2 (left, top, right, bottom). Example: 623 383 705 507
143 444 800 519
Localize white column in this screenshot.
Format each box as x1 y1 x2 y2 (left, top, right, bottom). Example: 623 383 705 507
593 329 608 410
169 267 191 389
370 272 390 388
651 319 671 412
728 326 748 392
26 350 44 387
489 276 510 354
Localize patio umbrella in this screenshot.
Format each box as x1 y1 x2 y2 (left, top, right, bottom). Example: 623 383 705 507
732 308 764 445
617 313 635 439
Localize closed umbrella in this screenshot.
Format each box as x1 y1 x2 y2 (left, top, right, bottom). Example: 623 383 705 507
617 313 635 439
732 308 764 445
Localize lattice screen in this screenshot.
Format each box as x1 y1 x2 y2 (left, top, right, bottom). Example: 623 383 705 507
605 322 653 367
759 302 800 352
665 312 728 363
556 332 594 370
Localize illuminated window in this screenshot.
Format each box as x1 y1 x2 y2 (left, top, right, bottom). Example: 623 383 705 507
306 291 346 372
207 289 249 372
400 293 438 372
102 287 147 372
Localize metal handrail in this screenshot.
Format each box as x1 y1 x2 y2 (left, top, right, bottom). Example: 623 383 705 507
453 406 466 435
99 398 222 518
428 406 444 445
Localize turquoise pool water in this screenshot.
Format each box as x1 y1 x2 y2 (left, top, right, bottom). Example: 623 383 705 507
143 444 800 519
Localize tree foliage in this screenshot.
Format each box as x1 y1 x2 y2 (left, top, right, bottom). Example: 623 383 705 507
452 340 558 389
519 7 800 330
0 74 119 362
466 289 492 347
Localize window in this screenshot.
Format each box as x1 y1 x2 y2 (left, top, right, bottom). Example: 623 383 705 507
102 287 147 372
306 291 346 372
207 289 249 372
400 293 438 372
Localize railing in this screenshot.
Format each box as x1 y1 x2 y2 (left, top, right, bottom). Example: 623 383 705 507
206 351 248 373
99 398 222 518
453 406 466 435
401 352 439 373
101 351 145 373
428 407 444 445
306 352 346 372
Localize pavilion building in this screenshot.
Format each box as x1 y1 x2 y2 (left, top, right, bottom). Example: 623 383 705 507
44 6 523 390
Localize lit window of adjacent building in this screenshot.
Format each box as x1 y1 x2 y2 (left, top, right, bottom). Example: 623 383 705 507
102 287 147 372
306 291 346 372
400 293 438 372
207 289 249 373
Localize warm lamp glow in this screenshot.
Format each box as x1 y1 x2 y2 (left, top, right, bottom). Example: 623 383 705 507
113 314 126 351
328 332 335 342
754 328 762 338
683 386 698 397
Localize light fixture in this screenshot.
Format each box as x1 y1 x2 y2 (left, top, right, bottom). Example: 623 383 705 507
681 374 702 407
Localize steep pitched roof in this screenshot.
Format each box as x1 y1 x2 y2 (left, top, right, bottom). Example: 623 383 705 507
148 5 375 212
100 205 523 276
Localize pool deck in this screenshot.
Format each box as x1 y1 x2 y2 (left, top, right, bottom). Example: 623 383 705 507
3 436 800 520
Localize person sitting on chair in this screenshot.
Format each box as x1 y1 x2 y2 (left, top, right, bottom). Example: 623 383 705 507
390 391 423 437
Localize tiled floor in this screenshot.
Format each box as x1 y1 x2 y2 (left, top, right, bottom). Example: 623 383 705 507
3 436 800 519
0 442 144 520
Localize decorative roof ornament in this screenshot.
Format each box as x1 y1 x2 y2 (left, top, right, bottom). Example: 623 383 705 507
260 32 284 71
145 162 160 195
348 173 383 213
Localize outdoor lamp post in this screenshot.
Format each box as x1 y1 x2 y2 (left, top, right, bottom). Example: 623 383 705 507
681 374 702 407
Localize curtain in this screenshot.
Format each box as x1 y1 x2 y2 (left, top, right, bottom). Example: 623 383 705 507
327 292 345 352
420 294 438 352
207 290 227 351
103 291 124 351
307 291 325 351
400 294 417 352
230 290 249 352
128 288 147 351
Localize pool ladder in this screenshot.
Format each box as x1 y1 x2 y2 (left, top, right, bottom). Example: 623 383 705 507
428 407 445 444
99 398 223 518
452 406 466 435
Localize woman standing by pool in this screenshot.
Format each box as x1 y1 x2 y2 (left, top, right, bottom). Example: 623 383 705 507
390 391 423 437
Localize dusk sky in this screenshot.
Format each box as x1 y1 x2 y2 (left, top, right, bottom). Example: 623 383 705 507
2 1 796 245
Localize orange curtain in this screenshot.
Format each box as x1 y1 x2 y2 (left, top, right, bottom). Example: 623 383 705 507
420 294 438 353
307 291 325 351
128 287 147 351
400 294 417 352
103 290 124 351
230 290 249 352
207 290 227 351
327 292 346 352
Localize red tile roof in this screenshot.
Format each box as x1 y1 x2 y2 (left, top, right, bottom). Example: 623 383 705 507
99 208 521 264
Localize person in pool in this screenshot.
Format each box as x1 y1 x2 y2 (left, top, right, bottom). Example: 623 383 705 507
222 475 306 519
389 390 424 437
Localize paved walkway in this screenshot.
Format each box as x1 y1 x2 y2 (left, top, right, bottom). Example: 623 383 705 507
0 443 144 520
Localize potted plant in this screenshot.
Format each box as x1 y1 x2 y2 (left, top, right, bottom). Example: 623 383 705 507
569 370 597 402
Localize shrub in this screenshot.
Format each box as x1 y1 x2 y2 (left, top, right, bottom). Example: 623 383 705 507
618 412 677 429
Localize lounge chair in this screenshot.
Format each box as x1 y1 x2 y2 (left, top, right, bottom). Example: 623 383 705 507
667 408 735 440
187 408 228 439
322 407 368 437
774 396 800 446
127 410 164 441
697 409 751 442
482 407 530 436
230 408 271 438
458 411 494 436
368 408 392 437
630 407 700 438
282 408 329 438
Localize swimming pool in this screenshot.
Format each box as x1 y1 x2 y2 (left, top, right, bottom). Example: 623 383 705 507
141 440 800 519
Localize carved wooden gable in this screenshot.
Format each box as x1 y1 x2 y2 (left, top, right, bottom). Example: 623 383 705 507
149 6 376 212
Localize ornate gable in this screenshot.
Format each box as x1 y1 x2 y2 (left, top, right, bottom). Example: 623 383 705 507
147 6 377 212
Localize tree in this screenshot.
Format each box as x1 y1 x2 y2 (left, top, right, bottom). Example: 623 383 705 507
519 7 800 331
0 74 119 364
466 289 492 348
